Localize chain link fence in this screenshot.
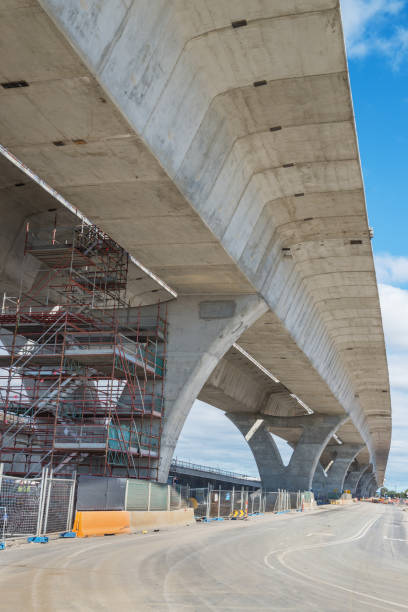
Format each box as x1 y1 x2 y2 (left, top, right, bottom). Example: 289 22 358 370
0 464 76 539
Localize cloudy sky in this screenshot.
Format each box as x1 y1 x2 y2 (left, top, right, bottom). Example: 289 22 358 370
176 1 408 491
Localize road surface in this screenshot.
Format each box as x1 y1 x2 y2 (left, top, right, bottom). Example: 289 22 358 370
0 503 407 611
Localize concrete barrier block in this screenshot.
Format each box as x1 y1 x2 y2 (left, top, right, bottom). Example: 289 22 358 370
73 511 131 537
129 508 194 531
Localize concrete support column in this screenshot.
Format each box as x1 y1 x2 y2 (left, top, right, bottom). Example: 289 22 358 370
324 444 364 496
363 475 377 498
265 414 348 491
231 412 348 491
226 414 284 490
158 295 268 482
368 481 377 498
357 471 373 498
312 462 328 499
343 464 370 496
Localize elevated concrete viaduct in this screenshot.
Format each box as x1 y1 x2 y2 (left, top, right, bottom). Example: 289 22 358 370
199 346 373 494
0 1 391 489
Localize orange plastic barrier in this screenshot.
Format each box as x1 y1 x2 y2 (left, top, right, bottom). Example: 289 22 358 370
73 511 131 538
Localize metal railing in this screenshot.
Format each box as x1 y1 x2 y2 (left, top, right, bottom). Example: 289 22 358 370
171 458 260 482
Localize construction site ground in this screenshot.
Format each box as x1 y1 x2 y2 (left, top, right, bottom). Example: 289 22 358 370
0 503 406 611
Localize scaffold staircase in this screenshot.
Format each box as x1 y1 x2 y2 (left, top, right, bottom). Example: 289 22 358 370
0 221 166 480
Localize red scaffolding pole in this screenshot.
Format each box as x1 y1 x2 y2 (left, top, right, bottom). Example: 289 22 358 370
0 222 167 480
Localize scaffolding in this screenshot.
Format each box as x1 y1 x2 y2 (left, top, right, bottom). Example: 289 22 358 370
0 221 167 480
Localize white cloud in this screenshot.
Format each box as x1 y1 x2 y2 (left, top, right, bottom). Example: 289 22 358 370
374 26 408 69
375 277 408 488
174 401 259 477
378 283 408 350
375 253 408 285
387 356 408 391
340 0 408 68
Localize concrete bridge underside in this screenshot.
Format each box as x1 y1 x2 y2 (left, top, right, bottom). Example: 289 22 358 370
199 346 373 494
0 1 390 487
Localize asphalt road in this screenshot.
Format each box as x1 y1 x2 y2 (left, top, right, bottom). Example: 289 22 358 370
0 503 407 611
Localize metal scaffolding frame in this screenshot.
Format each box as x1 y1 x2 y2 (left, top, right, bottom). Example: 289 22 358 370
0 220 166 480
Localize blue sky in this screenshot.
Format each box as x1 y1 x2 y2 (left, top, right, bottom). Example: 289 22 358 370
176 1 408 491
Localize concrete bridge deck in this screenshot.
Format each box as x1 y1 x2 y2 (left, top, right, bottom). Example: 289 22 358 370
0 1 391 486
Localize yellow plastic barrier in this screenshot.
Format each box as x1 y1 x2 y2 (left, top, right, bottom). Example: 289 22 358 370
73 511 131 538
229 509 248 519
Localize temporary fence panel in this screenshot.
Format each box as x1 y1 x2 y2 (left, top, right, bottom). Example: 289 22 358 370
125 480 149 511
249 490 263 514
41 475 77 534
289 492 301 511
0 465 75 538
76 475 127 511
0 505 6 547
208 490 219 517
76 475 190 513
263 491 278 513
219 490 234 517
170 485 188 510
231 489 248 516
188 488 251 519
0 474 42 536
125 480 188 511
207 489 229 518
189 488 208 518
150 483 168 511
188 488 303 518
300 491 316 509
